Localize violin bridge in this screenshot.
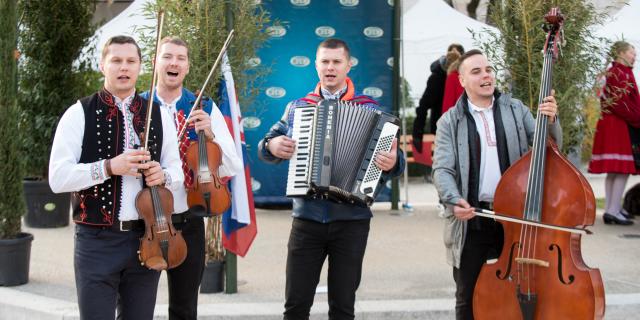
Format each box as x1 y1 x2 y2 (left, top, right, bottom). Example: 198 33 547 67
515 258 549 268
198 170 213 183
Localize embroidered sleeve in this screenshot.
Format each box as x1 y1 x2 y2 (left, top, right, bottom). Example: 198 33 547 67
90 160 108 182
162 169 172 188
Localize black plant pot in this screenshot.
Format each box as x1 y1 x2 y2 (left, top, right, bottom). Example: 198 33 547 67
23 179 70 228
200 260 225 293
0 232 33 286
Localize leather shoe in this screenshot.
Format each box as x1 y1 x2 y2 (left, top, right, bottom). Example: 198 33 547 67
603 213 633 225
620 211 635 220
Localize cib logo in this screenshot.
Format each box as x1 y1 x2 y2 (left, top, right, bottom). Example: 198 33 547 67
290 56 310 67
387 57 393 67
241 116 261 129
315 26 336 38
247 57 261 67
291 0 310 6
363 27 384 38
267 26 286 38
350 56 359 67
388 0 394 6
363 87 383 98
266 87 286 99
339 0 359 6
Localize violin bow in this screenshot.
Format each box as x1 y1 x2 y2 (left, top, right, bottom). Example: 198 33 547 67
177 29 235 141
142 9 165 151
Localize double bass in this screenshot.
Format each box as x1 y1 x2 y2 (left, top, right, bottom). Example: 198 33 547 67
136 10 187 271
472 8 605 319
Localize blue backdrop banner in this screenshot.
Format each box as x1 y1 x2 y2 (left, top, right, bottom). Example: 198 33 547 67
243 0 395 205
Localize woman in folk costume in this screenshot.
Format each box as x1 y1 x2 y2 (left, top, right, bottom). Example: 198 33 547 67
589 41 640 225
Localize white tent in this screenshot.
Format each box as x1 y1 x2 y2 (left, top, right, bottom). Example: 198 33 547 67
597 0 640 79
402 0 497 103
89 0 154 65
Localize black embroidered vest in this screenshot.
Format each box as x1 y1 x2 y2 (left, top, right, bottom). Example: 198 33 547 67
72 89 163 226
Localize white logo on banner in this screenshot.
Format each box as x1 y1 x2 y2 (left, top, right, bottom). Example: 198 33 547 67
363 26 384 38
291 0 310 6
363 87 383 98
253 0 262 4
315 26 336 38
242 116 261 129
339 0 359 6
387 57 393 67
247 57 262 67
266 87 286 98
251 177 261 192
388 0 394 6
350 56 359 67
267 26 286 38
290 56 310 67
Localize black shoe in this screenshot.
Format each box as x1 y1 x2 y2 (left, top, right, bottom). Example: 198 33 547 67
603 213 634 225
620 211 635 220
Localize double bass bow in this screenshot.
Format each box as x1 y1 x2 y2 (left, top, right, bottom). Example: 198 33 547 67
179 30 235 217
472 8 605 319
135 10 187 271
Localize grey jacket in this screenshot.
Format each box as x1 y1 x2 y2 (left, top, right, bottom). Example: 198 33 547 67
432 92 562 268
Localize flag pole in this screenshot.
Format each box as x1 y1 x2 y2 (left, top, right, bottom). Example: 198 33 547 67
224 0 238 295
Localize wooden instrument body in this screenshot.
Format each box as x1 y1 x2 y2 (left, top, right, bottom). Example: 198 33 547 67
185 137 231 216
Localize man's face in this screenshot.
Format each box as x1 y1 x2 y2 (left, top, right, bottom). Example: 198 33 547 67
458 54 496 101
315 47 351 93
620 47 636 67
100 43 141 97
156 42 189 90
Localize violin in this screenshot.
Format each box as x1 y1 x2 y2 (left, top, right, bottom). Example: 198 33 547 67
472 8 605 319
177 31 235 216
135 10 187 271
184 93 231 216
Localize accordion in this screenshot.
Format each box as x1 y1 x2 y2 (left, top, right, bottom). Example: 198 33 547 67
286 99 400 207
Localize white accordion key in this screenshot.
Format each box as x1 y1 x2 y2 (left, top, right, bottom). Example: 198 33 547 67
286 106 316 196
359 122 399 196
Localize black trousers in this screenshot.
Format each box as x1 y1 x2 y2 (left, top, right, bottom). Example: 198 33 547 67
284 218 370 320
74 224 161 320
452 225 503 320
167 215 205 320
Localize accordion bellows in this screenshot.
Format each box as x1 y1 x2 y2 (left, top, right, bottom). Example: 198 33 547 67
286 99 400 207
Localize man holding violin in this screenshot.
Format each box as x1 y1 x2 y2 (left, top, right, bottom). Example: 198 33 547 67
49 35 184 320
432 49 561 320
141 36 241 320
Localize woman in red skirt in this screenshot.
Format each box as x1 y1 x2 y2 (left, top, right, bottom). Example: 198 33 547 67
589 41 640 225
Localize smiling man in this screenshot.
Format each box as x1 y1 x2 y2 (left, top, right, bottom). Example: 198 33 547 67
432 49 562 320
141 36 241 320
49 35 183 320
258 38 405 320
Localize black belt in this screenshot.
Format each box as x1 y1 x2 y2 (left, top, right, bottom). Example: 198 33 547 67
114 211 192 232
478 201 493 211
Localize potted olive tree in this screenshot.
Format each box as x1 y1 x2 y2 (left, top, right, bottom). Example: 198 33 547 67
0 0 32 286
18 1 96 228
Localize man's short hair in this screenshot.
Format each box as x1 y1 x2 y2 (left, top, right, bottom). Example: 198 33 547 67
317 38 351 58
457 49 484 72
160 36 189 56
447 43 465 55
101 35 141 61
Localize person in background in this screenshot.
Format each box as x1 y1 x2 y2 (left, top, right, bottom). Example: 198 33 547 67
589 40 640 225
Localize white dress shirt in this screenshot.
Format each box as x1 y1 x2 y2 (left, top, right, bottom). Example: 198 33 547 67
49 93 184 221
468 98 501 202
156 93 242 213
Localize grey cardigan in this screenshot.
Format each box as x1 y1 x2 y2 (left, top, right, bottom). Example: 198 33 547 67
432 92 562 268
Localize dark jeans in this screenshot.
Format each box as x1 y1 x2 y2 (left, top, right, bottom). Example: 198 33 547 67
452 225 503 320
167 215 205 320
74 224 161 320
284 218 370 320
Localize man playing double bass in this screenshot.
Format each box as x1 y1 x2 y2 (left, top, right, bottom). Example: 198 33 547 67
141 36 241 320
49 35 184 319
432 49 561 320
